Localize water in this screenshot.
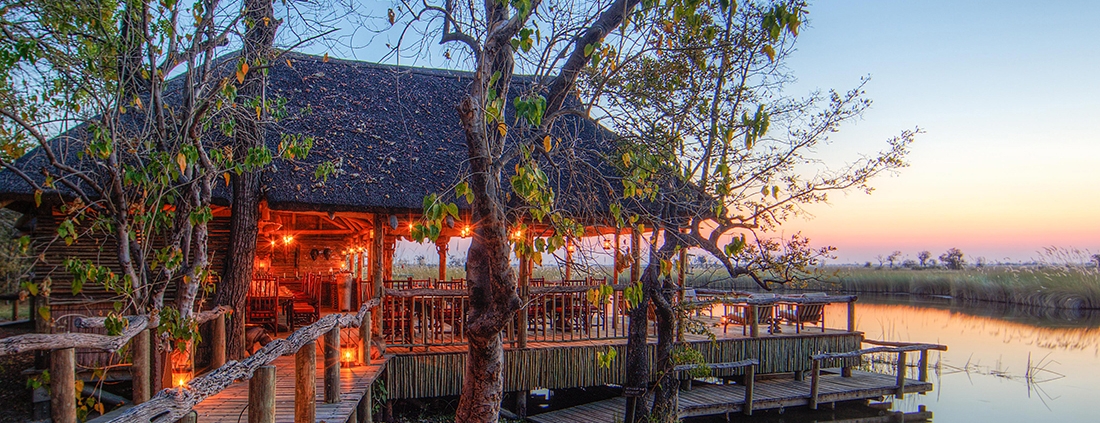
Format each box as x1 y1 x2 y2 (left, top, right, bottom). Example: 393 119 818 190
825 295 1100 422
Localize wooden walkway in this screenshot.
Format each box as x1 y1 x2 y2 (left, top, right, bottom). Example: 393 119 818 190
192 352 390 423
528 370 932 423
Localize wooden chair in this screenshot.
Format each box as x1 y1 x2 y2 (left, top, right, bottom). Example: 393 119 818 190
721 303 776 335
777 301 827 333
248 276 280 335
289 273 320 330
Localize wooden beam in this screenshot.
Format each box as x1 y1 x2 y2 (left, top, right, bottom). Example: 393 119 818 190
212 314 226 369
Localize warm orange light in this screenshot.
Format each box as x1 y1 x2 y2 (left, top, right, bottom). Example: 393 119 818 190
173 370 192 388
170 345 193 389
342 347 356 365
270 239 276 247
567 244 576 253
461 225 472 237
283 235 294 245
603 239 612 250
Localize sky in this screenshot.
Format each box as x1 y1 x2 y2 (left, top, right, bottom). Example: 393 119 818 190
772 0 1100 263
303 0 1100 265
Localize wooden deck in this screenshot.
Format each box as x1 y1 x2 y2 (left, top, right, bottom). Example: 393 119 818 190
528 369 933 422
191 351 390 423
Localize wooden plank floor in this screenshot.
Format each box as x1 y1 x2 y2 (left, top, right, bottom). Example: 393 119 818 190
528 370 933 423
192 351 390 423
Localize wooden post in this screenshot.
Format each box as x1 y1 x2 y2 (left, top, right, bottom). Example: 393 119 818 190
630 228 641 283
564 239 573 281
178 411 197 423
842 365 852 378
50 348 76 423
11 298 17 320
358 382 373 423
612 229 620 330
896 351 907 399
372 217 385 338
362 311 372 364
249 365 276 423
847 300 857 332
295 340 316 423
131 329 151 404
517 233 530 348
212 313 226 369
749 305 759 338
809 359 821 410
743 364 755 416
435 237 449 281
324 327 341 403
515 390 528 418
918 349 928 382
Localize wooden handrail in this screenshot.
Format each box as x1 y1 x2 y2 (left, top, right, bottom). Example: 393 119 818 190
809 339 947 409
673 359 759 416
106 300 379 423
0 315 149 355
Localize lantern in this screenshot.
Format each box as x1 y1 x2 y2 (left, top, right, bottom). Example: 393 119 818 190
602 238 612 250
170 343 193 389
461 225 472 238
340 327 360 366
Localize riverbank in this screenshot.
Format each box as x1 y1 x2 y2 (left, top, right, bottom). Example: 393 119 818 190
689 265 1100 310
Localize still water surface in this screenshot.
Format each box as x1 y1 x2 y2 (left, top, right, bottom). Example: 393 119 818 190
825 295 1100 422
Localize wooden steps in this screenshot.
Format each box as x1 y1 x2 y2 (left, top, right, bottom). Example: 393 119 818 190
528 370 932 423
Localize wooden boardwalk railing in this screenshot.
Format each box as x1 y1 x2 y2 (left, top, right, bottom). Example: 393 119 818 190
108 299 378 423
809 340 947 409
674 359 759 415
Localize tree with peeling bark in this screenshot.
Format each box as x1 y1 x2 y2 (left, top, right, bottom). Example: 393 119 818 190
580 1 916 420
0 0 323 397
386 0 655 420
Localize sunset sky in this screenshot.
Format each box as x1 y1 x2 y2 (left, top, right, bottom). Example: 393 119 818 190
320 0 1100 265
778 0 1100 263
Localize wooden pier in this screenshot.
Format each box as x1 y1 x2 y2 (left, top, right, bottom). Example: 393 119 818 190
192 353 389 422
528 369 933 422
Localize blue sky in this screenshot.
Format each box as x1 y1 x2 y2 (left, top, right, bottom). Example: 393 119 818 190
301 0 1100 264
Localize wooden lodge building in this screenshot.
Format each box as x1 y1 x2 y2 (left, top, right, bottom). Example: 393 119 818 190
0 53 942 422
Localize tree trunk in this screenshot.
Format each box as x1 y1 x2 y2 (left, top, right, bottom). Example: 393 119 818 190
453 42 522 423
624 232 680 422
215 0 277 360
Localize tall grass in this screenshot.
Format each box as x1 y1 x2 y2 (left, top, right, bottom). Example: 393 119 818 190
827 265 1100 310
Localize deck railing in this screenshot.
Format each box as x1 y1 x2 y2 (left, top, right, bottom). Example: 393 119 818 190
380 281 643 349
688 291 859 337
674 359 760 416
808 339 948 409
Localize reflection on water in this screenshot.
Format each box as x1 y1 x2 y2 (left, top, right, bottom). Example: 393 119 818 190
826 295 1100 422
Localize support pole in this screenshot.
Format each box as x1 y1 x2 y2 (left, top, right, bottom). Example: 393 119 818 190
324 327 341 403
848 300 857 332
612 228 620 330
436 238 449 281
50 348 75 423
249 365 276 423
517 236 530 349
131 329 151 404
372 217 385 338
810 359 821 410
362 311 372 364
564 239 573 281
212 313 226 369
896 351 907 399
359 382 373 423
295 341 316 423
918 349 929 382
743 364 755 416
178 411 197 423
749 305 759 338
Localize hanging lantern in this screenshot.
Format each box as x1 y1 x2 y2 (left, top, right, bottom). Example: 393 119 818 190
461 225 472 238
341 327 360 366
602 238 612 250
170 342 194 389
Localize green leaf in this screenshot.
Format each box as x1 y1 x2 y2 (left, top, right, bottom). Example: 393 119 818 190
762 44 776 62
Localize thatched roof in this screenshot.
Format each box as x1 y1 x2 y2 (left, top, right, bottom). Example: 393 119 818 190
0 52 619 217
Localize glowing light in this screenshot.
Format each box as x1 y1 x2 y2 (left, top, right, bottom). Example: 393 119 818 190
342 348 356 365
170 345 193 389
602 239 612 250
461 225 472 237
282 235 294 245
